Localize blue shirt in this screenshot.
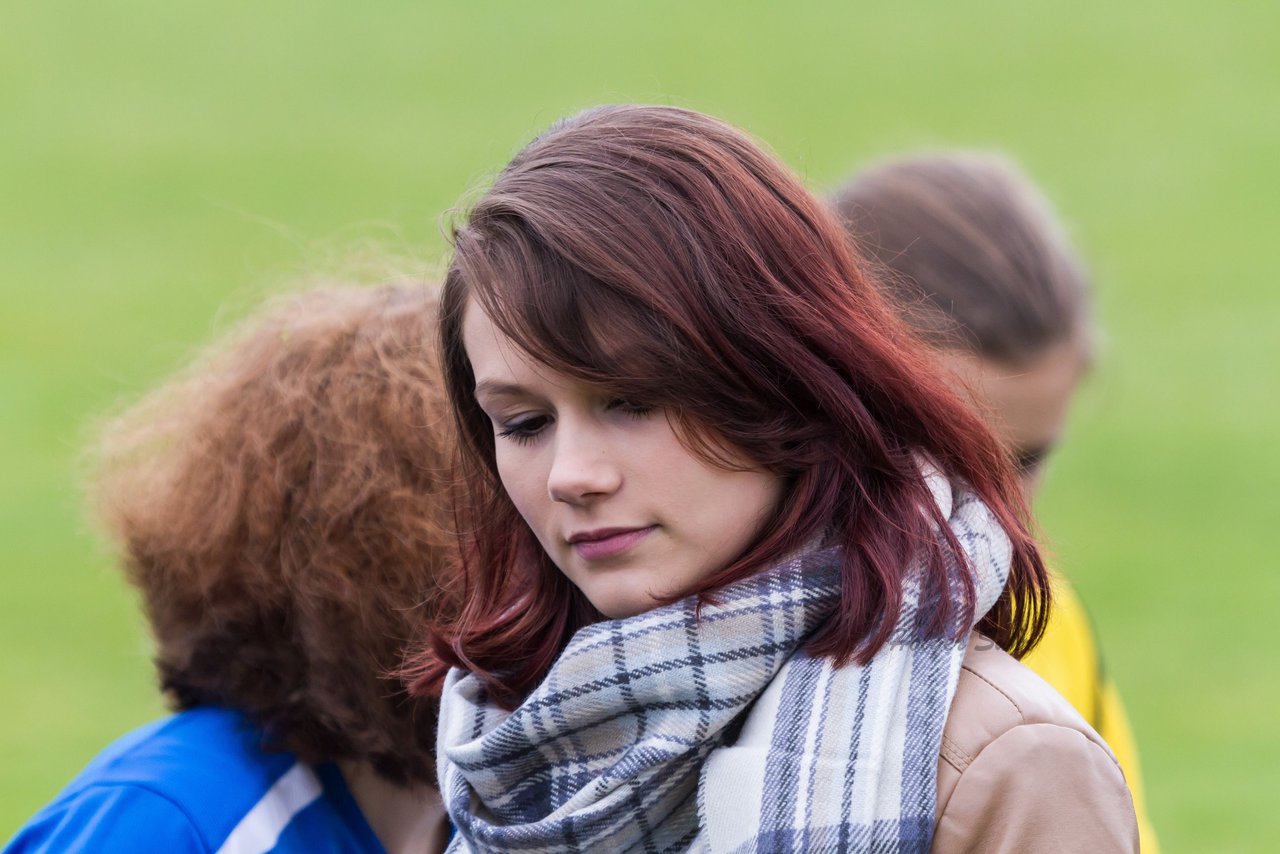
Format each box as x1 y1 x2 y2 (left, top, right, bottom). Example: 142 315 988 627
5 707 386 854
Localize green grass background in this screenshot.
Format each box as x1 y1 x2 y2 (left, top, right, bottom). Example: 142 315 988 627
3 1 1277 849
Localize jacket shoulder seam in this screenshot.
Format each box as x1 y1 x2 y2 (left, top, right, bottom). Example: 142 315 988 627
967 721 1129 779
939 732 973 773
959 662 1027 724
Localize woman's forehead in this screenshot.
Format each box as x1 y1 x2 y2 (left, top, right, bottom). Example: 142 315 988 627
463 299 587 398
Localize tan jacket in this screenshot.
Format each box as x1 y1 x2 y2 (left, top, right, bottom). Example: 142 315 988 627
931 635 1140 853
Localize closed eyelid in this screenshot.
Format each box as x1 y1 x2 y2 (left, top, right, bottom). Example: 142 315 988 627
495 412 554 446
605 397 653 411
1013 444 1053 471
489 408 551 431
473 379 550 416
500 414 548 427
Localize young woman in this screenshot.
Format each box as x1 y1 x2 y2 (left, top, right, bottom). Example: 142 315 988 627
831 152 1158 852
7 286 454 853
409 105 1137 852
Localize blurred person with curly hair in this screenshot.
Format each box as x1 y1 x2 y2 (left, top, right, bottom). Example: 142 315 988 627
832 152 1158 853
6 285 455 853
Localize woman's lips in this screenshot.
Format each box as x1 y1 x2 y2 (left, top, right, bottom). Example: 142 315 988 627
569 526 657 561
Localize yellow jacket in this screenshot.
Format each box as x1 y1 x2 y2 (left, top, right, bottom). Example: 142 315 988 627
1022 575 1159 853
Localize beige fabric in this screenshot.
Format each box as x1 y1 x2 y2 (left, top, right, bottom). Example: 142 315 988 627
931 634 1140 853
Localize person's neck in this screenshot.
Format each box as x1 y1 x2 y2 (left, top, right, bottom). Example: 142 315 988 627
338 760 450 854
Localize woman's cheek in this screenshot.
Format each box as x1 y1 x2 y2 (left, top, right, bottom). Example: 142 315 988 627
496 452 545 526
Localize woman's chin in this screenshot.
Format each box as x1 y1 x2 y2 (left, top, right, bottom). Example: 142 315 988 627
580 578 668 620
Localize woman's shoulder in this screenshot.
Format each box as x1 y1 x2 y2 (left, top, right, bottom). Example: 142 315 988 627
932 634 1139 853
941 631 1105 767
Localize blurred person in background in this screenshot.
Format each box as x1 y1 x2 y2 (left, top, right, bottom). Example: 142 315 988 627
832 152 1158 853
5 285 455 853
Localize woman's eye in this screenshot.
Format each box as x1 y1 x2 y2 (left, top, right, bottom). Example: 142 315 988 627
605 398 654 418
496 415 551 444
1013 446 1050 474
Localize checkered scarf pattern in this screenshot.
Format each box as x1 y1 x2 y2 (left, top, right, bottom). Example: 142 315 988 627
438 476 1011 853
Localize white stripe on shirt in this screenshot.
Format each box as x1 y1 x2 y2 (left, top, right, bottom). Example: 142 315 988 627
215 762 323 854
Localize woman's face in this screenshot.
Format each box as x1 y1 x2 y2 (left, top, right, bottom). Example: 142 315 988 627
942 336 1090 500
463 300 785 618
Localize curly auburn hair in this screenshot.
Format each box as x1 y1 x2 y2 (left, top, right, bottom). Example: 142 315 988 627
90 284 453 784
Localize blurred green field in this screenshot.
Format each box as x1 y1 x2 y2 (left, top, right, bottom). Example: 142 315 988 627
3 1 1278 849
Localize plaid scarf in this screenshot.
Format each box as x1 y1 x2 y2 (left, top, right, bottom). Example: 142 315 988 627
438 476 1011 853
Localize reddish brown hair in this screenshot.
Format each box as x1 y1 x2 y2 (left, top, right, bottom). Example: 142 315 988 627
91 285 452 784
409 105 1049 709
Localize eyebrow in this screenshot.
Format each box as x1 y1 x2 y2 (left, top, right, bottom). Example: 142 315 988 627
473 379 530 399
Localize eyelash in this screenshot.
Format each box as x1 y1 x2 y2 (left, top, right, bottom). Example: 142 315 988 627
496 415 549 445
494 399 654 445
606 398 654 418
1014 448 1049 473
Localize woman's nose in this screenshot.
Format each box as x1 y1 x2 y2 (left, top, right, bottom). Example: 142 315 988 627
547 428 622 505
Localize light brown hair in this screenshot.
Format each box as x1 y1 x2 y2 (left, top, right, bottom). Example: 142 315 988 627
90 284 452 784
830 152 1091 365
